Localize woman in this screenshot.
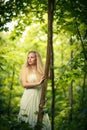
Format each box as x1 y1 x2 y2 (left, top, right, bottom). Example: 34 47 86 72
18 50 51 130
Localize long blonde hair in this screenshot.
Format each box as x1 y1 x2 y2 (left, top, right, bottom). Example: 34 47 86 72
21 50 44 76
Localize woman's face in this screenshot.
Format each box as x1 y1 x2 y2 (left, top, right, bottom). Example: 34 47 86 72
27 52 37 66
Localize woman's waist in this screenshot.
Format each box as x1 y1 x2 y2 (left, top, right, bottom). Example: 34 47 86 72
23 87 42 97
24 86 42 92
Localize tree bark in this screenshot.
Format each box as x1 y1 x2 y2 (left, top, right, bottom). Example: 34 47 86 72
50 44 55 130
81 69 86 107
35 0 55 129
48 0 55 129
69 38 73 121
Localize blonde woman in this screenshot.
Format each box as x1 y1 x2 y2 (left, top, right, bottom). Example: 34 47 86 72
18 50 51 130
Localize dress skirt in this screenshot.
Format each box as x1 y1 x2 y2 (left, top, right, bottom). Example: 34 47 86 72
18 84 51 130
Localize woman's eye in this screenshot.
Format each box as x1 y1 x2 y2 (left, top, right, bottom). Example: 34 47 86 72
28 57 34 59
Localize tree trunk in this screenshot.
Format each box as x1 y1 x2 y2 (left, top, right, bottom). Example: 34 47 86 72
49 0 55 129
50 47 55 130
35 0 55 129
61 43 67 98
7 64 15 118
81 69 86 107
69 38 73 121
70 0 87 61
50 12 55 130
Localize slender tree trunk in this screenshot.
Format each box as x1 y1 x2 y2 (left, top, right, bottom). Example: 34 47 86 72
81 69 86 106
69 38 73 121
50 11 55 130
61 43 67 98
7 64 15 117
36 0 55 129
50 50 55 130
70 0 87 61
49 0 55 129
75 22 87 61
69 80 73 121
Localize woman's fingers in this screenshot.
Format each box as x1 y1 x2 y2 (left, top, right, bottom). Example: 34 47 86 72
40 76 45 84
42 74 46 79
41 76 45 81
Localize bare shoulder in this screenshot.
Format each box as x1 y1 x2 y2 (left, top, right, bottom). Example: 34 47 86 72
21 67 29 75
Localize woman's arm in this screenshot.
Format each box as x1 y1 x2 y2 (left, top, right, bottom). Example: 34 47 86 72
22 77 45 89
22 80 42 88
21 69 45 89
22 81 34 88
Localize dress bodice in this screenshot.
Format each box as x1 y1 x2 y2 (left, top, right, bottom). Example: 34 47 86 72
27 73 37 83
26 73 42 90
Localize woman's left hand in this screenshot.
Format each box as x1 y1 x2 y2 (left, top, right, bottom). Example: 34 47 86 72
39 74 46 84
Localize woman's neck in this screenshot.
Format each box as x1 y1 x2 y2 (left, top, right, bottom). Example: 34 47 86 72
29 65 37 73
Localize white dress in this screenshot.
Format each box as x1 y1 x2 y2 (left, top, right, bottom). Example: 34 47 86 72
18 73 51 130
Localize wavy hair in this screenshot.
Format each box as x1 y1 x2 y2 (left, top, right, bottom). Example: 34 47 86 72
22 50 44 75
